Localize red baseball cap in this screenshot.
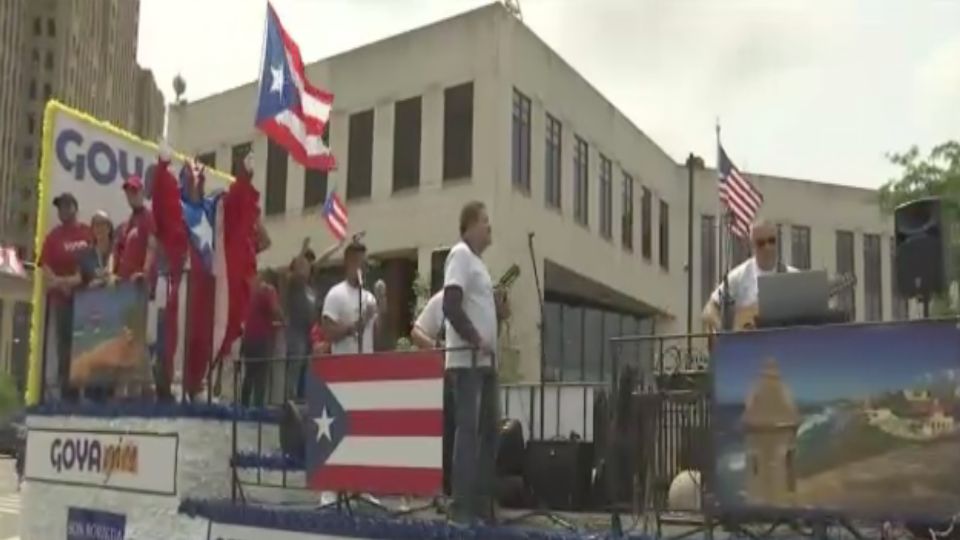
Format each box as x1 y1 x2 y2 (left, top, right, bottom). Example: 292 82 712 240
122 175 144 192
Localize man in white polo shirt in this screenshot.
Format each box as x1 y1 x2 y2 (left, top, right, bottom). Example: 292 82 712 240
442 201 507 524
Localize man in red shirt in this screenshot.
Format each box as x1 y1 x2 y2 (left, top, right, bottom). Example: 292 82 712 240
114 176 156 282
39 192 93 401
241 270 283 407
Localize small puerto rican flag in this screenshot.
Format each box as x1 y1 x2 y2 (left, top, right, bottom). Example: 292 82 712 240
306 351 444 496
321 191 348 242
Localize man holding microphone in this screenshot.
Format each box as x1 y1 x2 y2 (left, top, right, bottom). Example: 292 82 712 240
321 240 386 354
442 201 508 524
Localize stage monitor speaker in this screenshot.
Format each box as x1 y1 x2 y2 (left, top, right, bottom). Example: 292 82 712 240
279 400 307 463
895 197 950 298
496 418 526 477
524 440 594 511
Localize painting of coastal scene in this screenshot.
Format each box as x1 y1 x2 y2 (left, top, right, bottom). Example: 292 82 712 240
712 321 960 519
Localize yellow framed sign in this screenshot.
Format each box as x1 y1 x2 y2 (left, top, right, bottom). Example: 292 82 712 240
28 101 232 404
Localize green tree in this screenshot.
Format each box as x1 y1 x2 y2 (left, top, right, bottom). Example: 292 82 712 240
879 141 960 315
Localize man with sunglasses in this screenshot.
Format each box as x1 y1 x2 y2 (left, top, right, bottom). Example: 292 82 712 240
703 219 796 332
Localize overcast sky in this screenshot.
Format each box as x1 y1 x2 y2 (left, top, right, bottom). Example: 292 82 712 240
138 0 960 189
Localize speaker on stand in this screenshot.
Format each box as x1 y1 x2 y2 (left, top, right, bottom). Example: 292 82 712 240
894 197 950 317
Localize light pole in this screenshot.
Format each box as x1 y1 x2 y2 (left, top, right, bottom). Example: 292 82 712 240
685 153 705 339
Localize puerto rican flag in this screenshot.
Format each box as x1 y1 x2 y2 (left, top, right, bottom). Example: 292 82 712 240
255 2 336 171
321 191 348 241
306 351 444 496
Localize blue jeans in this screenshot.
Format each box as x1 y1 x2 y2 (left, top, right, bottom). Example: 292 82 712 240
449 367 499 523
285 329 310 400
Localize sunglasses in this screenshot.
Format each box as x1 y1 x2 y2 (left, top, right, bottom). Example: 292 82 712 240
753 236 777 248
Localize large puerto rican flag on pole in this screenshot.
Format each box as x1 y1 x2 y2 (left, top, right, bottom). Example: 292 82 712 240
306 351 444 496
255 2 336 171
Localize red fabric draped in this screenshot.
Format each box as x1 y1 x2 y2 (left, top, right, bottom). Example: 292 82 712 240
185 248 215 394
150 158 188 388
215 170 262 361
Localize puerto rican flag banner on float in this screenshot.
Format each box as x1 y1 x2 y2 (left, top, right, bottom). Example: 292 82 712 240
255 2 336 171
306 351 444 496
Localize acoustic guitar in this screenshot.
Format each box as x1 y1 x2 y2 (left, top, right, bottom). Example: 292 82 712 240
731 272 857 331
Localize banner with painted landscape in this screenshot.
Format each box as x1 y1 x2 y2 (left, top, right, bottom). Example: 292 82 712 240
711 321 960 520
70 281 152 392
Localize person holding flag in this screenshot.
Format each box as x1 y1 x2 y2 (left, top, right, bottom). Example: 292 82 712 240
151 141 267 400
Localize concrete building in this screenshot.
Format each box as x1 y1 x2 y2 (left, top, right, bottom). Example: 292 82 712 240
0 0 165 392
168 3 905 384
1 0 165 258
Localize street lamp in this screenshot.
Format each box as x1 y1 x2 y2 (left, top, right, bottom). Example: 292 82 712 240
172 74 186 105
686 153 705 339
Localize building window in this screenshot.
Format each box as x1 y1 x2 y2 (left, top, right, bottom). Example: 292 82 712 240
891 237 908 319
622 173 634 250
230 141 252 178
544 113 561 209
863 233 882 321
197 152 216 169
28 80 36 100
43 83 51 101
442 82 473 181
701 214 717 309
658 199 669 270
573 136 588 226
790 225 811 269
303 127 331 209
511 89 531 192
47 18 55 37
264 140 288 216
731 235 750 266
44 51 53 71
23 145 32 162
31 49 38 64
836 230 856 319
33 18 40 35
392 96 421 192
26 114 34 135
641 186 652 259
346 109 374 200
599 154 612 239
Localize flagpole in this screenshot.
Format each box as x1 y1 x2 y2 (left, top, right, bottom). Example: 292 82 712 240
716 120 732 331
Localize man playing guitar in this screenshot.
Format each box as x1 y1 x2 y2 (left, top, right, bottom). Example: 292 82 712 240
702 219 797 333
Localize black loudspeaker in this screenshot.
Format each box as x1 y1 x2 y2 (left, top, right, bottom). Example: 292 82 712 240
496 418 526 477
895 197 950 298
279 400 307 462
524 440 594 511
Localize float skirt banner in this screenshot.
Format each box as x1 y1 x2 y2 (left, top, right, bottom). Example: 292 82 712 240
712 321 960 520
70 282 151 389
25 428 178 495
67 507 126 540
306 350 444 496
209 522 350 540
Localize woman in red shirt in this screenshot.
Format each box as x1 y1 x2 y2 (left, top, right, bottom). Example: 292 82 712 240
240 270 283 407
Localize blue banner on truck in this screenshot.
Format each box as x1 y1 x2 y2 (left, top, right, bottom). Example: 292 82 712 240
66 507 126 540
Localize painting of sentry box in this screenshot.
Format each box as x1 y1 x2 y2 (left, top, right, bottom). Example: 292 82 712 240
711 320 960 521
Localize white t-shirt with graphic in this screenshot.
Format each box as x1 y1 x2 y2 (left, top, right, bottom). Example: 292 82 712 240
322 280 378 355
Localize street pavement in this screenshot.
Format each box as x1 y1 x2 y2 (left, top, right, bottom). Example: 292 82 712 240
0 457 19 540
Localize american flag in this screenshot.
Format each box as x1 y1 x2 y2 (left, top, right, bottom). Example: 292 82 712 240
306 351 444 496
322 191 348 241
0 246 25 277
718 143 763 238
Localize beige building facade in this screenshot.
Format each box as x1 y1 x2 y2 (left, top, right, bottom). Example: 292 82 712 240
168 4 907 383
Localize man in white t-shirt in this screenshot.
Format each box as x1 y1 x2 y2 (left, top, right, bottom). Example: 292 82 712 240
411 291 444 349
321 241 383 355
702 219 797 331
442 201 507 524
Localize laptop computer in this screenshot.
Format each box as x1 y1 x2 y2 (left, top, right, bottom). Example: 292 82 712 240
757 270 830 326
